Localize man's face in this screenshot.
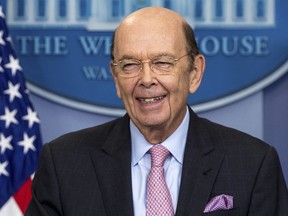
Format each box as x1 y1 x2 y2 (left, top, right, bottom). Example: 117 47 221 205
111 9 204 140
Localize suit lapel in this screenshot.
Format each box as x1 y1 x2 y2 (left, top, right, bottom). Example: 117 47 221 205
89 110 225 216
90 115 134 216
175 109 225 216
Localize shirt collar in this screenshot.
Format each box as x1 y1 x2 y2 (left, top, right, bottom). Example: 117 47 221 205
131 107 190 166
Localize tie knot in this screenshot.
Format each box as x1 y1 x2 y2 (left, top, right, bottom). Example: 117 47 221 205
150 145 170 167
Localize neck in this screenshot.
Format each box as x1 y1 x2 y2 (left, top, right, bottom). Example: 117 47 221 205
136 109 187 144
142 127 173 144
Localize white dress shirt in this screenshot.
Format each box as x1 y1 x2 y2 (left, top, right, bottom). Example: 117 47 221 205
131 107 189 216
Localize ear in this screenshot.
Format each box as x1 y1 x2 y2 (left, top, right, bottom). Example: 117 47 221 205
110 62 122 99
189 54 205 93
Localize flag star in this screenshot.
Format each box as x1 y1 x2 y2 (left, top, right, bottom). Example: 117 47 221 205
18 133 36 154
6 36 12 43
4 81 22 102
0 161 9 177
0 133 13 154
22 107 40 128
0 6 5 18
4 55 22 76
0 57 4 73
0 107 19 128
0 30 5 46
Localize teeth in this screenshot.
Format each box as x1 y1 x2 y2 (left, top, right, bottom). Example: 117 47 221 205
138 96 164 103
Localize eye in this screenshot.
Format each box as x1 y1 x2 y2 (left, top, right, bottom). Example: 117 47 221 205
121 60 141 72
152 58 174 70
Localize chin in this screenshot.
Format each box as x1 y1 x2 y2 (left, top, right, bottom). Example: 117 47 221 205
138 114 168 127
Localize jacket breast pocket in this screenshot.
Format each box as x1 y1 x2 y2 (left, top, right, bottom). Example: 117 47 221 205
203 208 239 216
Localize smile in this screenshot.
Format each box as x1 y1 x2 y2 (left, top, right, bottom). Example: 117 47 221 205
137 96 165 104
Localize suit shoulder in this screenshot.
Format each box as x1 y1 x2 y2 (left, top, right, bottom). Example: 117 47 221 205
46 115 129 151
197 117 271 153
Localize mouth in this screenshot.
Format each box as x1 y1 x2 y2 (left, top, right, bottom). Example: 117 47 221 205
137 95 166 104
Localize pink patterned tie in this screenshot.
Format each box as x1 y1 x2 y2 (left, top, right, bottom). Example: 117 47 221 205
146 145 174 216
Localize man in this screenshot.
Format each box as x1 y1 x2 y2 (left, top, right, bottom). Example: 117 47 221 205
25 7 288 216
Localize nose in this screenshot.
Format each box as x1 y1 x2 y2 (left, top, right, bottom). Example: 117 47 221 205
139 61 156 87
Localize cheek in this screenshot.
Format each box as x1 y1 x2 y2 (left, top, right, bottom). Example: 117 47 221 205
116 78 137 101
164 71 190 94
171 74 191 107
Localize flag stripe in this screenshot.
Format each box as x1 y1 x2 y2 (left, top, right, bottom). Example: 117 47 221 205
0 197 23 216
0 4 42 215
13 178 33 214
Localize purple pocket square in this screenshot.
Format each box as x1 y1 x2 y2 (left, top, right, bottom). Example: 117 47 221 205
204 194 233 213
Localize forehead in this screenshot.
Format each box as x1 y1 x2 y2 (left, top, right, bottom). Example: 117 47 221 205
114 9 187 57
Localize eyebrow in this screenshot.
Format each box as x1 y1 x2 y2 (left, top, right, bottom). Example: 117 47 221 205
119 55 137 60
118 53 177 61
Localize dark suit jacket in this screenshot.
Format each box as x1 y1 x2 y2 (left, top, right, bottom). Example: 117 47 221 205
25 108 288 216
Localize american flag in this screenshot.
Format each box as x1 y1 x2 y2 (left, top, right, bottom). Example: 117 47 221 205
0 5 42 215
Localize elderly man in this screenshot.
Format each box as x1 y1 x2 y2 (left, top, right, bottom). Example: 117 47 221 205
25 7 288 216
